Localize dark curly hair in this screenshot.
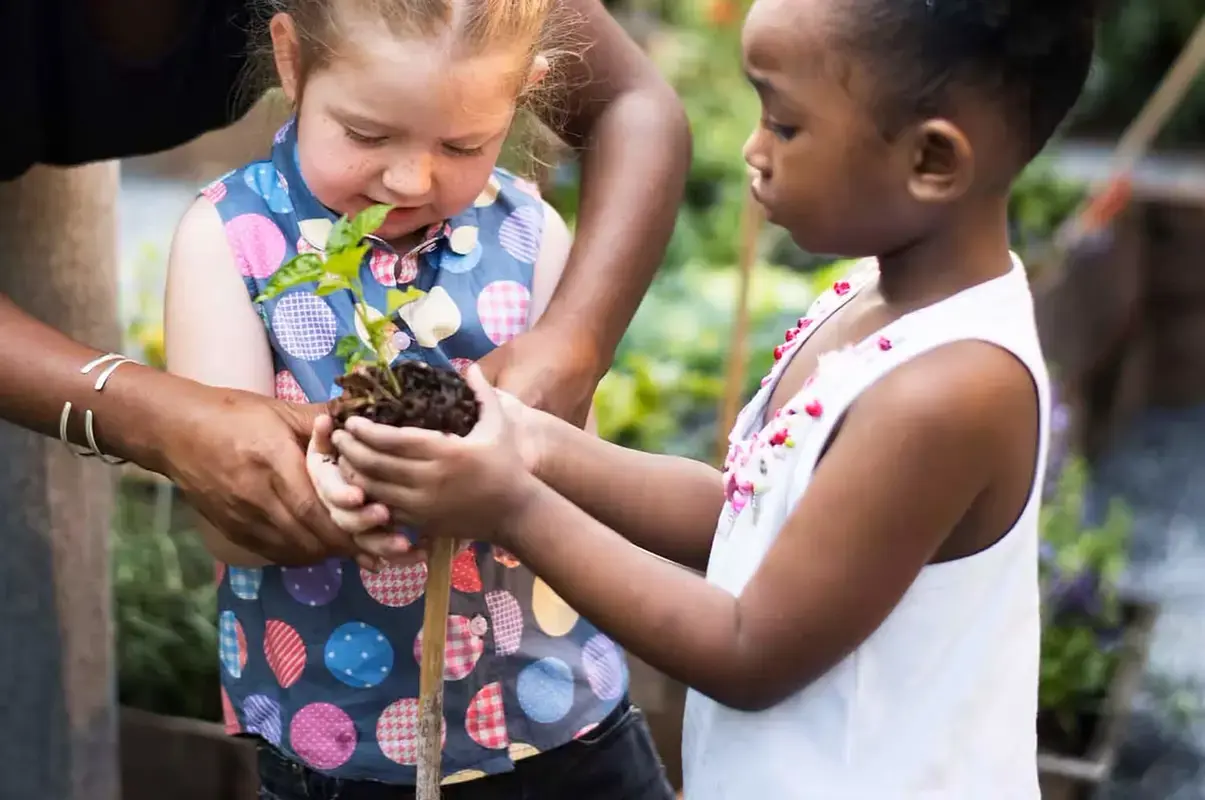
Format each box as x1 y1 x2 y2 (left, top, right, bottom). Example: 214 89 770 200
843 0 1098 162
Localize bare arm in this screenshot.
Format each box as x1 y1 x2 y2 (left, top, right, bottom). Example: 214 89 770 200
528 409 723 569
163 198 280 566
489 343 1037 710
480 0 691 423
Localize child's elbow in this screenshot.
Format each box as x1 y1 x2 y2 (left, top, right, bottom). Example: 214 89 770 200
706 678 793 713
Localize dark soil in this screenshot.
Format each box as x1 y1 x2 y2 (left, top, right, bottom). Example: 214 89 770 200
329 361 480 435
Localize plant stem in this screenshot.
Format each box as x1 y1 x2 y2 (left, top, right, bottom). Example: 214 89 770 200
352 284 402 395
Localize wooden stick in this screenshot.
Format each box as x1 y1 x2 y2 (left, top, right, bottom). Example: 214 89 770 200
715 177 765 463
415 537 457 799
1057 12 1205 250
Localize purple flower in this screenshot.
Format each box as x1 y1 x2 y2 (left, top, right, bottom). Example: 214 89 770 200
1049 569 1102 619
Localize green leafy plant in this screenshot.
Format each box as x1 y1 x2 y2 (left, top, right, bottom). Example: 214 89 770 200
255 204 410 388
113 480 220 721
254 205 480 433
1038 456 1133 755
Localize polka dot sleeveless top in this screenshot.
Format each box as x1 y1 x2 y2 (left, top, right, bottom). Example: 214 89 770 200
205 118 629 785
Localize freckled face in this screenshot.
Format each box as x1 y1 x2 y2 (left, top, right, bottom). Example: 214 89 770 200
284 21 525 243
741 0 918 256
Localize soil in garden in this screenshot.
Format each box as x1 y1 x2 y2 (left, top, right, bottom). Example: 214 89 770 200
330 361 479 433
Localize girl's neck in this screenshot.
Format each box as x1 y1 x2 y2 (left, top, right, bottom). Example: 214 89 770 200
875 199 1014 312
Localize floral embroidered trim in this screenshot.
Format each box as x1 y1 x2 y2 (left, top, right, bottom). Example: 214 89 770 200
722 265 901 526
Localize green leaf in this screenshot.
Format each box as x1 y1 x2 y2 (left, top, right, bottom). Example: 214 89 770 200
316 274 353 296
326 214 357 253
386 287 423 315
324 244 369 281
253 254 325 301
352 204 393 240
336 334 367 363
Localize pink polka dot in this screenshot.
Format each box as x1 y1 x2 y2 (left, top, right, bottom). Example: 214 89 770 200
226 214 287 279
264 620 307 689
413 615 484 680
396 252 419 285
370 249 398 287
574 722 598 740
274 370 307 403
221 687 240 735
290 703 357 770
477 281 531 346
201 181 227 204
449 357 474 375
361 562 427 608
377 698 445 766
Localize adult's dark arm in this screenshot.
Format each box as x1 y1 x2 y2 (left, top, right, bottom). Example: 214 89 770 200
478 0 691 425
0 291 356 564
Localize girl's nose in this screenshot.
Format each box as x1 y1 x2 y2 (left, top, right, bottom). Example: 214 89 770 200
382 153 433 200
743 128 771 175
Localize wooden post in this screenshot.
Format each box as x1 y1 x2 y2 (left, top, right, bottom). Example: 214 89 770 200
0 163 122 800
415 538 457 799
715 178 764 463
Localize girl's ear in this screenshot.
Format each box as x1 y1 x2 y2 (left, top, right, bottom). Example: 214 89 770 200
270 13 303 104
526 54 550 89
906 119 974 205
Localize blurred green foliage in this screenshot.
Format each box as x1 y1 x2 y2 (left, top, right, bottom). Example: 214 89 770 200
1038 458 1134 749
114 481 220 721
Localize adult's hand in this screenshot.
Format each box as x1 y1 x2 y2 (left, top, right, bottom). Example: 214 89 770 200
476 326 602 428
159 385 365 566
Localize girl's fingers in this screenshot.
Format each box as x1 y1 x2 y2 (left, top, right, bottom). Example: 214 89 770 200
307 423 364 510
342 416 447 458
354 531 428 564
332 429 437 484
329 502 391 535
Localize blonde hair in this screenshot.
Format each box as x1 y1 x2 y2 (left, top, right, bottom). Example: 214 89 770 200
263 0 563 98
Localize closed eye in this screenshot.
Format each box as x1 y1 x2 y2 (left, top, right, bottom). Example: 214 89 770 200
344 127 388 146
443 142 486 157
764 119 799 141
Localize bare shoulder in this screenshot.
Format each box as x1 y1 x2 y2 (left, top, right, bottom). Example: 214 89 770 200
169 197 234 272
852 339 1039 446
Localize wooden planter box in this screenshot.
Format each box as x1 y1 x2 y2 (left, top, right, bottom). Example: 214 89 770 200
120 707 258 800
1037 600 1159 800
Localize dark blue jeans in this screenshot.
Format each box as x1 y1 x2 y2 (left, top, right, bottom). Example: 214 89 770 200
257 698 676 800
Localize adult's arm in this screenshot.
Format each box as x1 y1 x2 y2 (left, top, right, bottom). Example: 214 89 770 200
0 284 354 564
479 0 690 424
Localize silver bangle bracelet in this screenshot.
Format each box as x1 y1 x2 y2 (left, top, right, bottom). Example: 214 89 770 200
59 353 138 464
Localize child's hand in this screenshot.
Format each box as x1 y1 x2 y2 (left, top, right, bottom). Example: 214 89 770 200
308 414 425 569
331 365 536 540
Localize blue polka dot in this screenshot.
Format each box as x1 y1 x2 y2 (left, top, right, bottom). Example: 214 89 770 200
517 657 574 723
438 243 483 274
218 611 245 679
243 695 283 746
244 163 294 214
325 622 394 688
227 567 263 600
329 382 344 400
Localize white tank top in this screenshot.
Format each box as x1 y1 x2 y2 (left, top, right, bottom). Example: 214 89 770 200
682 256 1049 799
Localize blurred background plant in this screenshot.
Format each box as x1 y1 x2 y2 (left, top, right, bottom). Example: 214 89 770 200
1038 457 1133 755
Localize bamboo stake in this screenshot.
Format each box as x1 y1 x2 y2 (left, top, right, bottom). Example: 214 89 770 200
715 176 766 463
1055 12 1205 253
415 537 457 799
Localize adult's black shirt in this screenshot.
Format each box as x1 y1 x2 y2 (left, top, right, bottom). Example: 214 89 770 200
1 0 258 181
